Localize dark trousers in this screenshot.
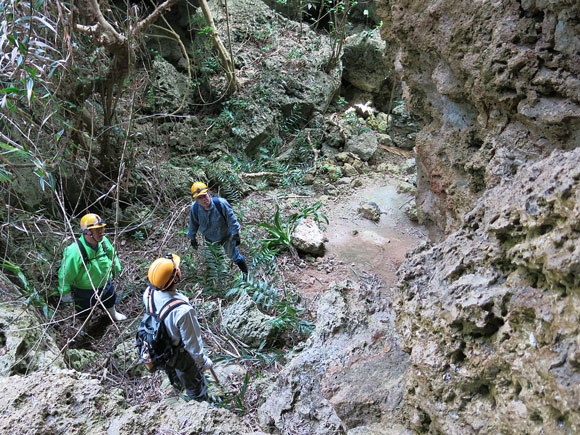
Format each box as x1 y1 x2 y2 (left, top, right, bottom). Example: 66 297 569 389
71 279 116 320
165 348 208 401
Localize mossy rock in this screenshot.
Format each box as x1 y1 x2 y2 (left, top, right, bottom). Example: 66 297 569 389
65 349 100 372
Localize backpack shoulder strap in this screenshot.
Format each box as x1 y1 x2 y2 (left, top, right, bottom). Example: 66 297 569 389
75 239 89 263
145 286 156 314
212 197 227 222
194 197 227 222
158 298 188 321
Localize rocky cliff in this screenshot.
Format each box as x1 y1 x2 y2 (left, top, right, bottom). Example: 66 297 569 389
379 0 579 236
378 0 580 432
396 148 579 433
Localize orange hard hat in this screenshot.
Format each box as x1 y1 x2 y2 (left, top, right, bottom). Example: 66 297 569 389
148 253 182 290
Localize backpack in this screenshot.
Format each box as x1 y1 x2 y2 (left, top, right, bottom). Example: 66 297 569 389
192 197 227 223
135 286 188 372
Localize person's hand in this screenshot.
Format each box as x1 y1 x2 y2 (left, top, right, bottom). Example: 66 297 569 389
61 292 73 303
203 356 214 370
232 233 241 246
190 238 198 250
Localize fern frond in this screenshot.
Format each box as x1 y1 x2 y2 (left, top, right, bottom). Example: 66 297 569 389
200 241 231 296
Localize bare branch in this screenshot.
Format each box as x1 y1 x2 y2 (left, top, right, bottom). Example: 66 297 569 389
136 0 181 33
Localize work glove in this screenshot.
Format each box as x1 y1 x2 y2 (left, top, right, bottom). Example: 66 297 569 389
232 233 241 246
190 238 198 250
203 356 214 370
61 292 73 303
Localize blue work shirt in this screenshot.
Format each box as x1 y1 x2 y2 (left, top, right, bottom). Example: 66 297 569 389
187 197 240 243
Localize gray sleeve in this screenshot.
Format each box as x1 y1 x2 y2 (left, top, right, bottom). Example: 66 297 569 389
176 308 208 366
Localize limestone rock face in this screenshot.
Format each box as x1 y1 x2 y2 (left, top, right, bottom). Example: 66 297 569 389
378 0 580 235
0 273 65 376
343 29 390 93
394 148 580 434
0 370 261 434
145 57 195 114
259 280 410 433
220 0 341 156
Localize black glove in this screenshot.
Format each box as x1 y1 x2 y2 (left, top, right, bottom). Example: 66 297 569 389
190 238 198 250
233 233 241 246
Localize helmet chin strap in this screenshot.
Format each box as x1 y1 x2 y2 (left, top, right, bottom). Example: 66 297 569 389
84 229 99 245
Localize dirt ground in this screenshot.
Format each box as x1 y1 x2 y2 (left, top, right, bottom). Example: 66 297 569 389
282 174 427 308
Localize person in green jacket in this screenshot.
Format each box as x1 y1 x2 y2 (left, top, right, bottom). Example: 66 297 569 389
58 213 126 322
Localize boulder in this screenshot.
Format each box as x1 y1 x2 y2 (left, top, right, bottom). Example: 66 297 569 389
222 291 276 347
342 29 390 94
291 218 325 256
342 163 359 177
358 202 381 222
345 131 378 161
396 181 416 195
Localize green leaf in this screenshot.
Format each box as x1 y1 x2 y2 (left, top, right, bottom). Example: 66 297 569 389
0 87 22 94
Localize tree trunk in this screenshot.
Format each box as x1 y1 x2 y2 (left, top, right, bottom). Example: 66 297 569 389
198 0 239 95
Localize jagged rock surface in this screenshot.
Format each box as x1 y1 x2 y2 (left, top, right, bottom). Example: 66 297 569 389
395 148 580 434
342 29 391 94
222 291 277 347
259 280 409 434
378 0 580 236
0 273 65 376
0 370 262 434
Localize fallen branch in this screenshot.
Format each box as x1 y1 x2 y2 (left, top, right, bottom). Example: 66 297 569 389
328 114 347 141
306 131 319 162
378 144 415 158
240 171 280 178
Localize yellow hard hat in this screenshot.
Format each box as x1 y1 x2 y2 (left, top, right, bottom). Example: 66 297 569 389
80 213 106 231
148 253 182 290
191 181 209 198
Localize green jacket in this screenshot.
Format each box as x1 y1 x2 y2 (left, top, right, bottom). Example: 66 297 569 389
58 235 121 294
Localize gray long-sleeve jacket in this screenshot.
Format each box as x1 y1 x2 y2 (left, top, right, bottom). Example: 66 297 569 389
142 287 209 367
187 196 240 243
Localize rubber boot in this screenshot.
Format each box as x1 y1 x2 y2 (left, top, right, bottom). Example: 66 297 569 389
235 259 248 274
107 305 127 321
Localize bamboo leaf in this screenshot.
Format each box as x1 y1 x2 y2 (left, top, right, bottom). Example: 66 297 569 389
26 78 34 104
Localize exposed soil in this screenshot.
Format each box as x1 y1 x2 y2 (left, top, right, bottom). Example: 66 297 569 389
283 173 427 308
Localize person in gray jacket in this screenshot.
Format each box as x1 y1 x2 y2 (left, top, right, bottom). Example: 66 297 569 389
188 181 248 274
144 253 213 401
